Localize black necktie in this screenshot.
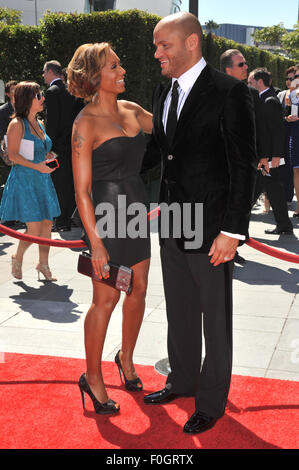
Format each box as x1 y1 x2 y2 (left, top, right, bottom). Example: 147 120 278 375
166 80 179 146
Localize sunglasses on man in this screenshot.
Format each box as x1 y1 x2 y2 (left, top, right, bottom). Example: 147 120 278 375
35 90 44 100
236 61 247 68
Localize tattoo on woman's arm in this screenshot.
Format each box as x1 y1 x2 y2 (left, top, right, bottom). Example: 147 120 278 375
72 128 85 158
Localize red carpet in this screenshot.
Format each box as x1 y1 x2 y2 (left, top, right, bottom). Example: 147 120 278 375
0 353 298 449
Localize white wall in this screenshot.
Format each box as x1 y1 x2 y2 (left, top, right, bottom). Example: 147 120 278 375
0 0 85 25
0 0 178 25
115 0 173 17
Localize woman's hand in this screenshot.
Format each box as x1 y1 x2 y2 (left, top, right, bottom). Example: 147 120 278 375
35 161 55 173
91 243 110 280
45 151 57 160
285 115 299 122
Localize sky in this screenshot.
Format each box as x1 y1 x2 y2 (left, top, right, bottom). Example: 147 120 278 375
180 0 298 30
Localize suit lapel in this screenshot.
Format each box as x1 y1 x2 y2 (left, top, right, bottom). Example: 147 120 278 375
175 64 214 138
154 64 215 148
154 81 171 144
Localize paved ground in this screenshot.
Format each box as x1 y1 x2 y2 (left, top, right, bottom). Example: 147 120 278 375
0 198 298 382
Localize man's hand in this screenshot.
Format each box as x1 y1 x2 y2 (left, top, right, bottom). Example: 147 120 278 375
208 233 239 267
286 115 299 122
257 157 269 173
271 157 281 168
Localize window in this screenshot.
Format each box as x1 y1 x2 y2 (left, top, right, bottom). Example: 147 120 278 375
93 0 115 11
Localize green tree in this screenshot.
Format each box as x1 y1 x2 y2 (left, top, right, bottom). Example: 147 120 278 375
252 23 286 47
252 23 299 61
281 22 299 61
0 7 22 25
205 20 219 34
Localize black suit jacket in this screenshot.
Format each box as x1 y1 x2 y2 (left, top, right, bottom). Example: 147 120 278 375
248 86 264 158
142 63 257 252
0 101 13 140
45 79 83 154
258 88 285 159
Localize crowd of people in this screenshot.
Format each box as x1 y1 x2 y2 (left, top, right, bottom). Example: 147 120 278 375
0 11 297 435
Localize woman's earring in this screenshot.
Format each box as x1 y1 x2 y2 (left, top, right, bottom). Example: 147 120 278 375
92 92 98 104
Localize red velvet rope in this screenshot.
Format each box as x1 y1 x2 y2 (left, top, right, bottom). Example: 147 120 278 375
245 237 299 264
0 206 298 263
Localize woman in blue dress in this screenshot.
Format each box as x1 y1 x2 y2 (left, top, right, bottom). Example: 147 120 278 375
0 81 60 280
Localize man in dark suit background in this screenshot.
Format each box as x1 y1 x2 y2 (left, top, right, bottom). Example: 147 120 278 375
0 80 17 141
220 49 262 264
248 68 293 234
0 80 20 228
43 60 83 231
142 12 257 434
220 49 263 161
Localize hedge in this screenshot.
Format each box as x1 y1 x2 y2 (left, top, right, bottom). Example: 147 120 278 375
0 9 296 188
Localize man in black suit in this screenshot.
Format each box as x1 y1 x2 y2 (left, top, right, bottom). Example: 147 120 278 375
142 12 257 434
0 80 17 140
43 60 83 231
220 49 263 160
248 68 293 234
220 49 262 264
0 80 20 228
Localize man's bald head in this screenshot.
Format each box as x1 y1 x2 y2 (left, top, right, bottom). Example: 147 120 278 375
155 11 203 45
153 12 203 78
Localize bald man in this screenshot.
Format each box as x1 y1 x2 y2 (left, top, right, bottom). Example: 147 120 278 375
142 12 257 434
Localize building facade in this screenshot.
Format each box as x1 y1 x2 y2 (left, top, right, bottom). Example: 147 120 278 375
0 0 181 25
208 23 293 46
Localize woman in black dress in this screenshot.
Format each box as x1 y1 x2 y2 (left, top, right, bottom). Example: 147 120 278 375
67 43 152 414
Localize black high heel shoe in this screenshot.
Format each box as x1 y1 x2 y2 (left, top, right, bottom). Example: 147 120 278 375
78 373 120 414
115 350 143 392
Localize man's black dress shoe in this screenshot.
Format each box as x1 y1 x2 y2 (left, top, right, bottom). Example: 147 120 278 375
234 252 246 265
56 225 71 232
183 411 218 434
264 228 293 235
144 386 182 405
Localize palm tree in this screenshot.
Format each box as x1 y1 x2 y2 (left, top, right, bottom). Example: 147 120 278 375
205 20 219 34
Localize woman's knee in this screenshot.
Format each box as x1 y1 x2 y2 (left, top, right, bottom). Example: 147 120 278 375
132 278 148 299
93 288 120 314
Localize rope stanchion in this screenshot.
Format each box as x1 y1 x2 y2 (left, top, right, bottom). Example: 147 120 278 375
245 237 299 264
0 223 87 248
0 207 298 263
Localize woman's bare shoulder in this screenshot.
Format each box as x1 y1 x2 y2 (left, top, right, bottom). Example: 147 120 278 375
118 99 139 111
7 117 23 134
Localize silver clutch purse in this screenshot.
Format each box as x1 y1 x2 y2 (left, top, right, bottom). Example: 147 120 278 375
77 252 133 294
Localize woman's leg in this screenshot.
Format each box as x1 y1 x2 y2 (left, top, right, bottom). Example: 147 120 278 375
38 219 53 265
84 281 120 403
119 258 150 380
293 167 299 213
263 193 270 213
15 221 42 263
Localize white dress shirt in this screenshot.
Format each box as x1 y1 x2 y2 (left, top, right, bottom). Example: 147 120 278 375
290 89 299 105
49 78 61 87
162 58 245 241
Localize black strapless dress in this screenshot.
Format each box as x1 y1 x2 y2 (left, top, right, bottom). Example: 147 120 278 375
83 130 151 267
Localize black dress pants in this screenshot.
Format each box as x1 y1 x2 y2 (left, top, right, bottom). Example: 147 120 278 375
160 237 234 418
51 149 76 227
253 168 293 231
